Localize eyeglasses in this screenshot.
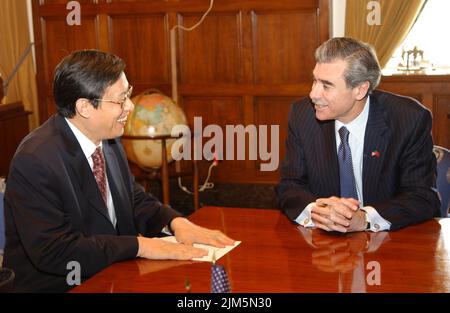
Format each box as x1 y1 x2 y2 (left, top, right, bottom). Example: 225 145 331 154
92 85 133 110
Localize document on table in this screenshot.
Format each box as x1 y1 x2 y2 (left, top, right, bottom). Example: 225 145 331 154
159 236 241 262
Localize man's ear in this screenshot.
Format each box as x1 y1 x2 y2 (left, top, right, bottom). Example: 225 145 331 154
354 81 370 101
75 98 92 118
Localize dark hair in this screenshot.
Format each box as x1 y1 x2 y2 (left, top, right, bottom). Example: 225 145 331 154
315 37 381 93
53 50 126 118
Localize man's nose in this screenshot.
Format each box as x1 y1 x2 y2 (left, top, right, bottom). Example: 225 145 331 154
124 98 135 112
310 83 320 100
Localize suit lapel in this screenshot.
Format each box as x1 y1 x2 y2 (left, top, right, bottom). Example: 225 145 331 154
55 115 115 225
363 95 390 204
103 140 134 235
318 120 340 196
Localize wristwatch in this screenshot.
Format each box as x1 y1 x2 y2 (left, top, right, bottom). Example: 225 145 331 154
364 211 371 230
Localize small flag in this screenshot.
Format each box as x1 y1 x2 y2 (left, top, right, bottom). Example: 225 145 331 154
371 150 380 158
211 263 231 293
185 278 191 293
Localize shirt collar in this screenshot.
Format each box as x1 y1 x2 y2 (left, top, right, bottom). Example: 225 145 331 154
335 96 370 143
65 118 102 159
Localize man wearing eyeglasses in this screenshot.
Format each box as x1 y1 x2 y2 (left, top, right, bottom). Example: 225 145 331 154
3 50 234 292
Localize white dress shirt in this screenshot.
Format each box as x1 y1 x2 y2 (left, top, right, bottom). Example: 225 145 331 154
295 97 391 232
65 118 117 228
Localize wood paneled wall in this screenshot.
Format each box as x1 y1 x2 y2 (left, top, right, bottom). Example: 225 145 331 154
32 0 329 184
379 75 450 150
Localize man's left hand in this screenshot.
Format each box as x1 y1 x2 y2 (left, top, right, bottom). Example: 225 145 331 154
312 197 367 233
346 209 367 232
170 217 235 248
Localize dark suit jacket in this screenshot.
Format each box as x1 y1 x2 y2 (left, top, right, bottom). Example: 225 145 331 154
276 90 440 230
3 114 181 292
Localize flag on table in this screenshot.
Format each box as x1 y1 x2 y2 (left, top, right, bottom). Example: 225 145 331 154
185 278 191 293
211 263 231 293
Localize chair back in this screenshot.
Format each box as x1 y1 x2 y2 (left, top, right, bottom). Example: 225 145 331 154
433 146 450 217
0 191 4 252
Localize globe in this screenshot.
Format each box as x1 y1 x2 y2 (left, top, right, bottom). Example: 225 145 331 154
123 91 188 168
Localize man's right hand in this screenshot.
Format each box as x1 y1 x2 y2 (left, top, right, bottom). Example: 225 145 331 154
311 196 359 232
136 237 208 260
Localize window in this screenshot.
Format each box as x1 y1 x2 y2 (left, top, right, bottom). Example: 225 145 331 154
383 0 450 75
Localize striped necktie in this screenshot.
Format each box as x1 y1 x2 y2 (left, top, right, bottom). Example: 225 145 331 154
92 146 107 204
338 126 358 200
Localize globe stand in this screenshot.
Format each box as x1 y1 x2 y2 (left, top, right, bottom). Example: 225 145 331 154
122 134 199 211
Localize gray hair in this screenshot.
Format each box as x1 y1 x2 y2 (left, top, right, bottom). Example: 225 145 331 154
315 37 381 93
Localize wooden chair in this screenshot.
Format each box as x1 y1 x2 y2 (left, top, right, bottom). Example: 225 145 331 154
433 145 450 217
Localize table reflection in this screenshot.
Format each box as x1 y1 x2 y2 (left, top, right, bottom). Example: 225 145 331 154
297 227 390 292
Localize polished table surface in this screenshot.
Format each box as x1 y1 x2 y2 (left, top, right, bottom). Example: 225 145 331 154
72 206 450 293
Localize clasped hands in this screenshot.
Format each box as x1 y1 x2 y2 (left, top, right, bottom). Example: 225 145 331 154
311 196 367 233
137 217 235 261
311 231 369 273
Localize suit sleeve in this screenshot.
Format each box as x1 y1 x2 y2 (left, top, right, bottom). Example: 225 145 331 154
132 180 182 237
112 139 183 236
6 152 139 279
275 103 316 221
373 109 440 230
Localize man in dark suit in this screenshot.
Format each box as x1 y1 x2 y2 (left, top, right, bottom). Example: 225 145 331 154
276 37 440 233
3 50 234 292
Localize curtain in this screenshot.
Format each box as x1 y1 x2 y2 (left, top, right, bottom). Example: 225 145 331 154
0 0 39 129
345 0 425 68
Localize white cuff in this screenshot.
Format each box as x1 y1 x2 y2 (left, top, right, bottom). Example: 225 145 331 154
161 225 173 235
361 206 391 232
295 202 316 228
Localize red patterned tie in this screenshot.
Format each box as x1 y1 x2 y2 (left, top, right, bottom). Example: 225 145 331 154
92 146 107 204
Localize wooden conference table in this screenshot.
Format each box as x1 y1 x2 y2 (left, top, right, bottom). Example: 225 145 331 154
72 206 450 293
